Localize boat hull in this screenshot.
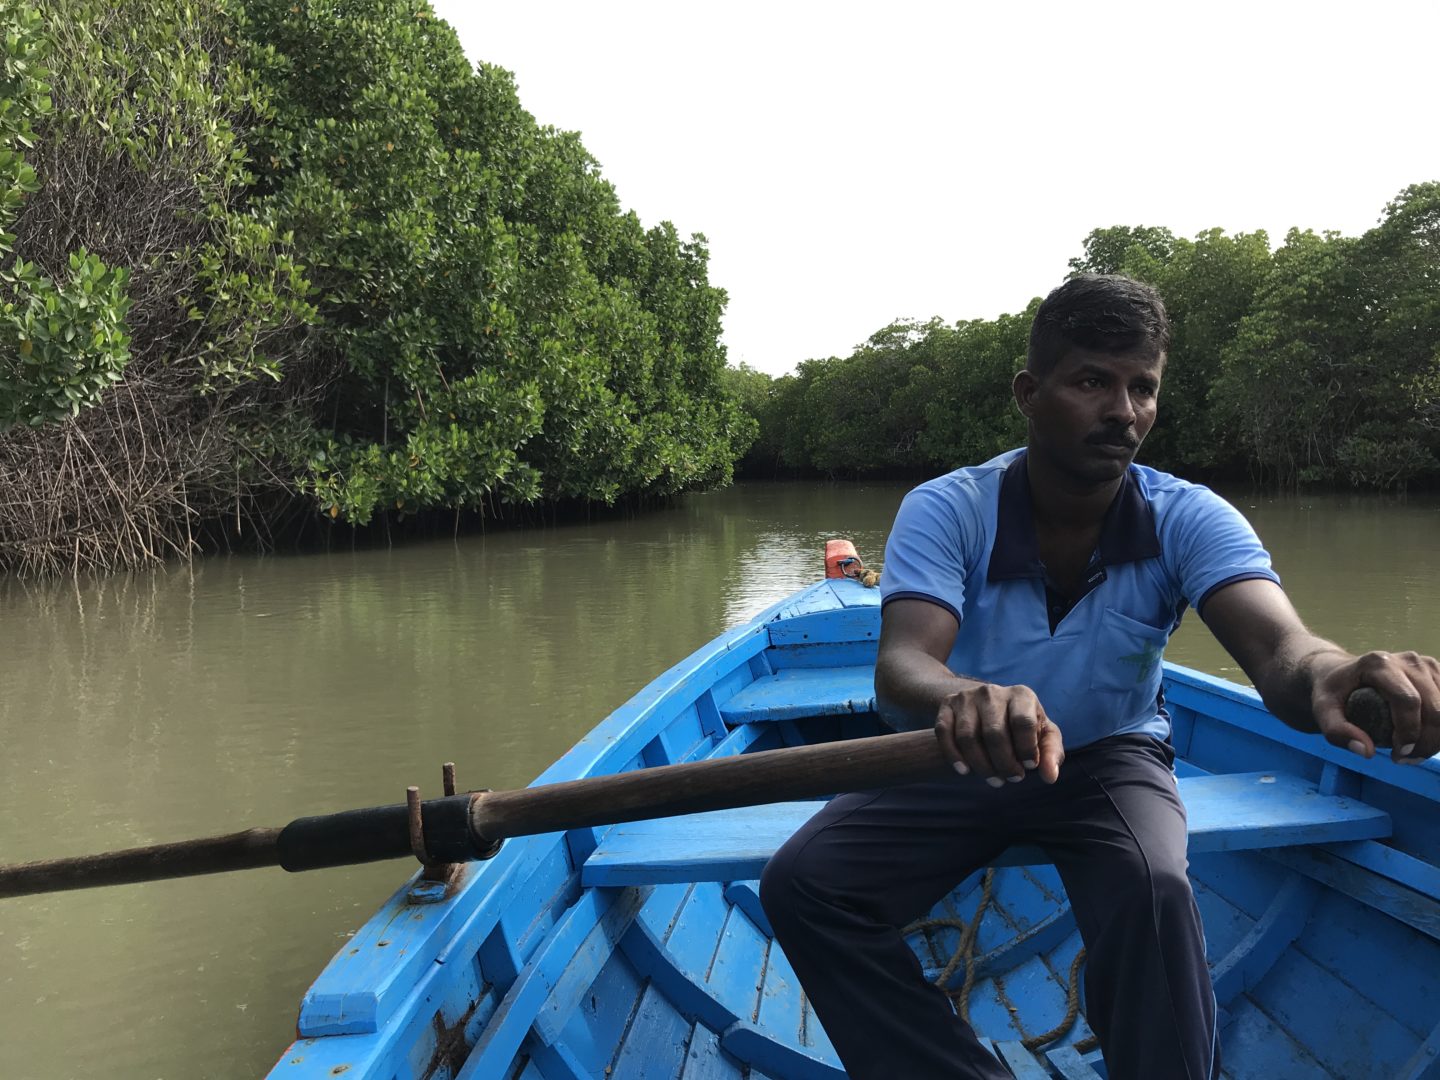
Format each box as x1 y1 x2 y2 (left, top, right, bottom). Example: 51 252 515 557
269 580 1440 1079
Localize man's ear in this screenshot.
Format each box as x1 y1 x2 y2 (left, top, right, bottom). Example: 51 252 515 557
1013 368 1040 419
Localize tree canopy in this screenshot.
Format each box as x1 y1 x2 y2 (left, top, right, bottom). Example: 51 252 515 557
736 186 1440 490
0 0 751 574
1 0 1434 578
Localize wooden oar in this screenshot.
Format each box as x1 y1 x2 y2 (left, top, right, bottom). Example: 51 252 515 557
0 688 1395 900
0 728 954 899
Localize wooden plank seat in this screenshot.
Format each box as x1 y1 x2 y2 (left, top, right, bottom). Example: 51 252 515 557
992 1040 1058 1079
717 665 876 724
581 771 1392 887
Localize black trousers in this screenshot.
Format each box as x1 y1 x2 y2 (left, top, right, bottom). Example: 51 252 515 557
759 734 1220 1080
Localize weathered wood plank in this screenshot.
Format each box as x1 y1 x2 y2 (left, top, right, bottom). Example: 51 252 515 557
717 665 875 724
302 832 565 1036
1399 1018 1440 1080
582 773 1391 887
678 1024 742 1080
533 886 652 1046
620 881 737 1034
719 1020 844 1080
754 939 804 1045
1179 772 1391 849
771 583 845 620
1211 876 1318 1007
1267 845 1440 941
706 906 767 1023
766 608 880 647
1321 839 1440 902
993 1040 1054 1079
458 887 647 1078
723 880 770 938
767 640 879 670
1046 1044 1102 1079
1205 996 1334 1080
1247 943 1416 1079
1296 887 1440 1038
833 581 882 609
608 982 692 1080
544 941 647 1078
527 1039 595 1080
1165 666 1440 804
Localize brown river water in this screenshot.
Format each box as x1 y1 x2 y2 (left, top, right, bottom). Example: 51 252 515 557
1 480 1438 1079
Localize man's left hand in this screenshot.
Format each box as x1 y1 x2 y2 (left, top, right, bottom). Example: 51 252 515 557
1313 650 1440 763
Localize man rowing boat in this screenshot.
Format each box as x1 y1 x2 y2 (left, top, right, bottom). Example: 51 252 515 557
760 274 1440 1079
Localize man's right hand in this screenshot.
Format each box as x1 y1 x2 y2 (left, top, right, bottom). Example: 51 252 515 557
935 682 1065 787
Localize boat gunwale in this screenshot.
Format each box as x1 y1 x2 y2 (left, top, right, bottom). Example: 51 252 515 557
284 583 842 1045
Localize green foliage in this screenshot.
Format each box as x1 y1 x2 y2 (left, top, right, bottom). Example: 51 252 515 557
1130 229 1273 474
240 0 746 523
0 252 130 426
1210 186 1440 489
0 0 325 575
910 312 1030 469
39 0 316 393
1346 183 1440 486
1068 226 1176 278
0 0 47 262
746 194 1440 491
735 314 1028 479
0 0 134 430
0 0 749 574
1211 229 1361 484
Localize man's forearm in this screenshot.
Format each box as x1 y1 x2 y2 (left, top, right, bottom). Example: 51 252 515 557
875 647 983 732
1252 633 1351 734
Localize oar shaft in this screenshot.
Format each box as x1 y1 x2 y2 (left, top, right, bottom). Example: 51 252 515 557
470 729 950 841
0 828 283 898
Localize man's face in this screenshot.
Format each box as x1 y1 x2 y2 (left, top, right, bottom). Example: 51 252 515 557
1014 347 1164 486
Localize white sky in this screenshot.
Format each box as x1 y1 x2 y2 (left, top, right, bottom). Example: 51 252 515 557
431 0 1440 376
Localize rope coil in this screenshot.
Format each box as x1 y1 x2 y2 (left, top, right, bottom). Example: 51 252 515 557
904 868 1090 1054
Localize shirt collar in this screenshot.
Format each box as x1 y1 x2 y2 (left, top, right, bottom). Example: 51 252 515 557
986 451 1161 581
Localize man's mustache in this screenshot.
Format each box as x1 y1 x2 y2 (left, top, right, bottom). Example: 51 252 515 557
1086 429 1139 449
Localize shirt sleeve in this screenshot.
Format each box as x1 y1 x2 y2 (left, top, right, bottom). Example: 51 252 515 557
1162 485 1281 615
879 482 974 626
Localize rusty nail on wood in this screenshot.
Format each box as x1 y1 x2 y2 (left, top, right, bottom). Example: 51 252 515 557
442 762 456 797
406 786 427 863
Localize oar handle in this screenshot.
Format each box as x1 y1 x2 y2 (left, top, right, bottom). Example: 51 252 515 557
1345 686 1395 748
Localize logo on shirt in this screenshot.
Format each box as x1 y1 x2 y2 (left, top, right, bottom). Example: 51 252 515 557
1118 641 1165 683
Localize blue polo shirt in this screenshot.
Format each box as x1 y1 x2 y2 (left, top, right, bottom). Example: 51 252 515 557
880 448 1279 749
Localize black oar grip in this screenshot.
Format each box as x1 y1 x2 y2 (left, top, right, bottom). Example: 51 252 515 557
276 792 484 871
1345 687 1394 749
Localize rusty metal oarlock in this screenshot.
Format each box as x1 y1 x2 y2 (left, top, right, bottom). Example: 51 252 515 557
405 786 428 864
404 765 469 904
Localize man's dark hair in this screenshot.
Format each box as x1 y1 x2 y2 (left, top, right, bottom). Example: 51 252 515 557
1027 274 1170 377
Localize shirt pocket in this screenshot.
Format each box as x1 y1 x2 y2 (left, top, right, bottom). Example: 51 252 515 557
1089 607 1171 695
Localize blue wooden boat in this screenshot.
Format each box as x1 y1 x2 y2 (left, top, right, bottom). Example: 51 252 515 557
268 576 1440 1080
